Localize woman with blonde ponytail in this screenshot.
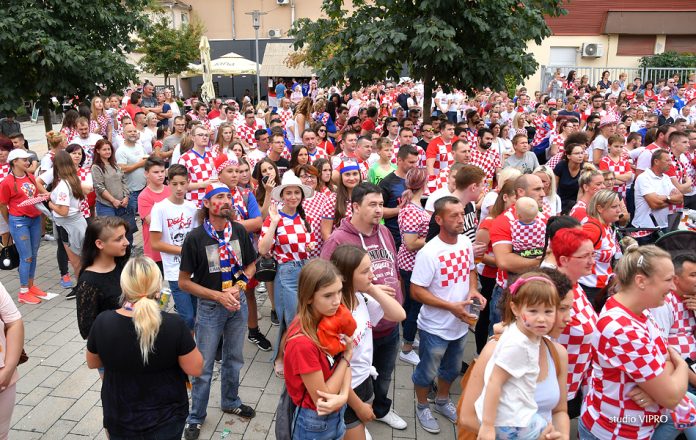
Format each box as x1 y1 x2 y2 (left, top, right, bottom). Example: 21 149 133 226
86 256 203 440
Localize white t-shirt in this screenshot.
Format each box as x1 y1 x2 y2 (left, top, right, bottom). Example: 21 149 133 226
634 168 677 228
425 186 452 213
411 234 475 340
39 153 54 174
149 198 199 281
51 180 82 217
138 128 154 154
475 323 540 427
349 293 384 388
39 169 92 193
72 133 103 168
543 194 562 216
589 134 608 162
479 190 499 222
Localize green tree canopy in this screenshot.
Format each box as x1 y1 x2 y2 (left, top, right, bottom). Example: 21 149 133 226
290 0 566 121
0 0 151 131
136 15 204 87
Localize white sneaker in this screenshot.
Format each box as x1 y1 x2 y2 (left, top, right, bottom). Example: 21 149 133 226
43 234 55 242
399 350 420 366
413 337 420 349
364 427 372 440
376 408 407 430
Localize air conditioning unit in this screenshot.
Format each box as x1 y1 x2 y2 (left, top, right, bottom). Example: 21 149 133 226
581 43 604 58
277 0 289 4
268 29 282 38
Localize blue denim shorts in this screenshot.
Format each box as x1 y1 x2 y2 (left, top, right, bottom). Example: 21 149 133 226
293 405 346 440
495 413 548 440
412 329 467 387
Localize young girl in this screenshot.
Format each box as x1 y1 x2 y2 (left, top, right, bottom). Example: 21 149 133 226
475 273 559 440
74 217 130 336
283 259 353 440
320 160 361 241
252 157 279 218
330 245 406 440
367 138 396 186
313 158 335 195
212 122 235 157
598 134 633 199
47 150 88 279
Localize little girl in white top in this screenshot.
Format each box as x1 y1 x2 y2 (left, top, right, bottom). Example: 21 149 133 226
475 273 559 440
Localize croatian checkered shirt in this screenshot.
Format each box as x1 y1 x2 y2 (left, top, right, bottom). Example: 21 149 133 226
556 284 598 400
321 191 353 233
425 137 453 181
77 167 92 218
658 292 696 360
277 108 293 129
465 128 478 149
260 212 314 263
570 200 589 225
177 149 216 205
302 192 327 259
237 122 258 150
469 147 501 181
427 169 449 195
599 156 632 198
532 116 551 146
581 297 667 440
396 202 431 271
580 220 618 289
547 151 564 170
0 163 9 181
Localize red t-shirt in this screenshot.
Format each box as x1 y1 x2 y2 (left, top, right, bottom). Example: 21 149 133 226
360 118 376 132
284 333 334 410
138 186 171 261
0 173 42 218
207 109 220 120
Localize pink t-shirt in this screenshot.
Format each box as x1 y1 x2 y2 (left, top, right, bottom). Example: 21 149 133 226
0 283 21 387
137 186 171 261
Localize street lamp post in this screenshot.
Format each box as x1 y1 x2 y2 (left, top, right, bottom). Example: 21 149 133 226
246 9 267 105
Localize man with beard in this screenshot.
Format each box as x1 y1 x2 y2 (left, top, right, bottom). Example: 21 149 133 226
179 183 258 440
468 128 501 188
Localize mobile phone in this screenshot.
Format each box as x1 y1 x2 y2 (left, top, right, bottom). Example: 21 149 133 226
262 175 269 184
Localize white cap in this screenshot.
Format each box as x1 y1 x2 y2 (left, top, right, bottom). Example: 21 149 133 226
7 149 31 163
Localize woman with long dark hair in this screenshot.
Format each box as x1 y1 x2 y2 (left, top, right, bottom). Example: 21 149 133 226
320 160 361 241
313 158 335 195
74 217 130 336
251 157 279 218
289 145 310 171
60 109 80 143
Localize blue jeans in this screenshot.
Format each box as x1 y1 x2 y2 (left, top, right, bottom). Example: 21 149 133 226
169 280 197 330
372 325 400 418
8 215 42 286
128 189 142 232
412 329 468 387
293 406 346 440
271 260 306 361
96 201 137 244
652 390 696 440
400 269 421 344
578 419 603 440
188 296 248 424
489 284 504 334
108 418 185 440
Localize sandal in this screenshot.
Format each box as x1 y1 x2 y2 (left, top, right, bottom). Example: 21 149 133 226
274 360 284 378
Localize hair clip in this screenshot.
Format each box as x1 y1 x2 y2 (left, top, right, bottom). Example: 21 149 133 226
509 276 555 296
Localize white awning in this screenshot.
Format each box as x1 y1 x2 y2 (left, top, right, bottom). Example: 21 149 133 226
260 43 314 77
182 51 257 78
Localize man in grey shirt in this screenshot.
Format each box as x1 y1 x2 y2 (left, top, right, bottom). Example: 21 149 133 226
115 124 148 214
160 115 187 162
504 133 539 174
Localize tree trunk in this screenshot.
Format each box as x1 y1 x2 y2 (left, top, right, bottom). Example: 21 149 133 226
164 74 169 87
41 96 53 133
422 70 433 124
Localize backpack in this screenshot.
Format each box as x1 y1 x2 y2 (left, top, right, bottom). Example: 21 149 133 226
456 336 561 440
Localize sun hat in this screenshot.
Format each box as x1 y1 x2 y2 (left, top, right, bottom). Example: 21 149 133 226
271 172 314 202
598 113 619 128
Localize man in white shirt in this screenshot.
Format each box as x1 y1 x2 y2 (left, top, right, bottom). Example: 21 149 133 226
73 117 103 169
410 196 486 434
134 112 154 154
634 149 683 243
209 104 228 137
500 101 516 126
115 124 148 214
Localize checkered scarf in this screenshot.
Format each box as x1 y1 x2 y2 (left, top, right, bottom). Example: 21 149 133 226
231 187 248 219
202 218 248 287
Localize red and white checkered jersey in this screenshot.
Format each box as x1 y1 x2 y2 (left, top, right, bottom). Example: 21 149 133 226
570 200 589 225
261 212 314 263
425 137 453 180
653 292 696 360
581 297 668 440
489 207 548 288
76 167 92 218
0 163 9 181
685 87 696 102
532 116 552 146
556 284 598 400
579 219 618 289
178 149 216 205
116 108 129 127
237 122 258 150
549 131 564 152
320 191 352 226
465 128 478 149
60 126 78 144
599 156 632 198
396 202 431 271
302 192 328 259
307 146 329 163
547 151 564 170
469 147 501 181
427 169 449 194
331 154 369 181
277 108 293 129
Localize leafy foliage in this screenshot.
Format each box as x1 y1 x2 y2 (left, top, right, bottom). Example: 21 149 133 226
0 0 151 129
640 52 696 69
290 0 565 120
136 15 204 85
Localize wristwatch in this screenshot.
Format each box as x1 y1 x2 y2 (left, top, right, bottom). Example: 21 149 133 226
667 195 672 203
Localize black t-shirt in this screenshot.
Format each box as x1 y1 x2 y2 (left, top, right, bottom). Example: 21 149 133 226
86 311 196 436
179 222 257 291
75 264 124 339
253 157 291 179
426 201 477 243
554 160 581 214
378 171 406 249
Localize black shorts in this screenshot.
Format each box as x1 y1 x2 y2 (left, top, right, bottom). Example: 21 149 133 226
344 377 374 428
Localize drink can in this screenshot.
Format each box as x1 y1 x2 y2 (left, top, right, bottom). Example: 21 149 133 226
159 287 172 310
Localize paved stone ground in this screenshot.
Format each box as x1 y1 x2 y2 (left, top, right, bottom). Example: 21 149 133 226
5 221 473 439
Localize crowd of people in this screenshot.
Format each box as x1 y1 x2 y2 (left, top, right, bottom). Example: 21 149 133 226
0 71 695 439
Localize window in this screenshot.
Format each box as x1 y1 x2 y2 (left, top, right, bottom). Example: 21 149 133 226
665 35 696 54
549 47 578 66
181 13 189 27
616 35 655 56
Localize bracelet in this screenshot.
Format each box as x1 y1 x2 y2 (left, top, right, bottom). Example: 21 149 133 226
341 357 351 367
235 280 247 291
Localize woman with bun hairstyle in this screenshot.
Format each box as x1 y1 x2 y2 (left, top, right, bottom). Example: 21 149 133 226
580 246 692 439
283 259 353 440
331 244 405 440
86 256 203 439
569 164 604 224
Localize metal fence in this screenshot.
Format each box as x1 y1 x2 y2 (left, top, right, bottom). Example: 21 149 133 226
539 65 696 92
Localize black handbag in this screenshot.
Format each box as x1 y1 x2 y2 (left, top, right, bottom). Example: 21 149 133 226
0 242 19 271
255 256 277 282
